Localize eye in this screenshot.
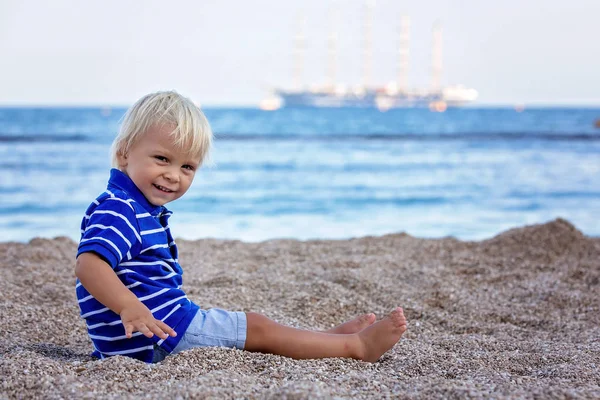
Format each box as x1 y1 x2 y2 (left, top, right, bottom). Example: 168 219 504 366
182 164 195 171
154 156 168 162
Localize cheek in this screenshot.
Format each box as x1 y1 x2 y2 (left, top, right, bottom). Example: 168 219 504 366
183 174 195 188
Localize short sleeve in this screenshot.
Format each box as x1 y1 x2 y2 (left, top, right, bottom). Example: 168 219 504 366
77 198 142 269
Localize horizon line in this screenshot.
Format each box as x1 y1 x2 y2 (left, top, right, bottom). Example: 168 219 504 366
0 102 600 109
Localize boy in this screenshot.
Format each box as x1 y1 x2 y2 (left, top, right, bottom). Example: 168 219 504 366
75 90 407 364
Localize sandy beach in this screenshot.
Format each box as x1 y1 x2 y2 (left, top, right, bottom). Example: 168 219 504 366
0 218 598 399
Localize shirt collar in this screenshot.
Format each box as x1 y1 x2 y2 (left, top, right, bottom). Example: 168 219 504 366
107 168 171 217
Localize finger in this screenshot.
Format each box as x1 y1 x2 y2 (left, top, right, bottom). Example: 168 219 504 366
157 320 177 337
147 322 169 340
137 323 154 338
124 324 134 339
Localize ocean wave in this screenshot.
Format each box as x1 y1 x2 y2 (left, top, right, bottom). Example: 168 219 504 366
0 133 90 143
1 132 599 144
215 132 600 141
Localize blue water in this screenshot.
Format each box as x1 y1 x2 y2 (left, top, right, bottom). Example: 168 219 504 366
1 107 599 242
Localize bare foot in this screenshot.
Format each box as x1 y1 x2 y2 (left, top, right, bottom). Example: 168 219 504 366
324 313 376 334
356 307 407 362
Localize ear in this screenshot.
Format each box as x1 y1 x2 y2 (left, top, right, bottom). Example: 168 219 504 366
116 150 128 168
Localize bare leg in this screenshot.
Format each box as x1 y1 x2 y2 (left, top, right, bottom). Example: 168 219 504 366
244 308 407 362
324 313 376 334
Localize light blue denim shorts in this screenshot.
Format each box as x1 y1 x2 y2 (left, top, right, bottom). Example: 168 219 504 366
152 308 247 363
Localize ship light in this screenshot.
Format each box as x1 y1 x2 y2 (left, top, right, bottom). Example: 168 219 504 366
385 82 399 95
259 96 282 111
429 101 447 112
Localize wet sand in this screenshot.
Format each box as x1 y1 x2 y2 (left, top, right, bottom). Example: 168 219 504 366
1 218 599 399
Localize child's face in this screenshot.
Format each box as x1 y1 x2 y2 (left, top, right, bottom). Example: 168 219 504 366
117 124 200 206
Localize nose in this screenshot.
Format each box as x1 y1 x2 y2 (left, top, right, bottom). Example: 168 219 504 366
164 168 180 183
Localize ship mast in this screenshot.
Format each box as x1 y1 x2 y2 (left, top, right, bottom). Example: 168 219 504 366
293 11 306 91
327 2 339 91
362 0 375 92
397 15 410 93
430 21 443 93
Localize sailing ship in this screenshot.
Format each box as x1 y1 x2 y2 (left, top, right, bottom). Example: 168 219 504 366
261 3 477 111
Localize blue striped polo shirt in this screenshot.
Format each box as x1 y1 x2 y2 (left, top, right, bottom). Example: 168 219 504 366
76 168 199 363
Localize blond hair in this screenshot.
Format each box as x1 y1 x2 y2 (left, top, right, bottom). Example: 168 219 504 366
110 90 212 168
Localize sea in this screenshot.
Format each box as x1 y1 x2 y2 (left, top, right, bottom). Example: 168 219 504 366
1 107 599 243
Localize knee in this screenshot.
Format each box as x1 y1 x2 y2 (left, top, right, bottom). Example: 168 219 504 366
246 312 271 338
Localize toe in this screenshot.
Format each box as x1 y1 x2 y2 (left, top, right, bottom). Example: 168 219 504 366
389 308 407 327
391 308 403 318
359 313 375 324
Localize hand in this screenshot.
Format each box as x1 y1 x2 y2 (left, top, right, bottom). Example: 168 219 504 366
119 300 177 340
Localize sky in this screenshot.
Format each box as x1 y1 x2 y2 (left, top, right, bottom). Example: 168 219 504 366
0 0 599 107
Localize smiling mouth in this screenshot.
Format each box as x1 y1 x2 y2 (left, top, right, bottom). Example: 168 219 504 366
153 184 174 193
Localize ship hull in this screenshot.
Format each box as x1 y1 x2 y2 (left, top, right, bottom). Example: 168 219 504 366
276 91 456 109
277 92 378 108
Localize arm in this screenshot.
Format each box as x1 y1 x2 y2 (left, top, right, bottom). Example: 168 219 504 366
75 252 176 340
